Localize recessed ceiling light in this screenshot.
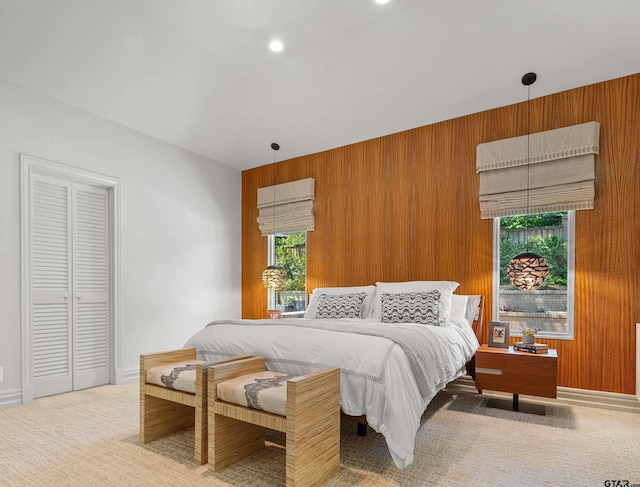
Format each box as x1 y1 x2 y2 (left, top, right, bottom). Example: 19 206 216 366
375 0 391 4
269 40 284 52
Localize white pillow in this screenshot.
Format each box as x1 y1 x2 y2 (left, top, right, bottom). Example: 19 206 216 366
449 294 470 324
305 285 376 319
370 281 460 322
450 294 482 328
465 295 482 323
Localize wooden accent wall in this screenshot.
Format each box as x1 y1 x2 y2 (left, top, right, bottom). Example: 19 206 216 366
242 73 640 395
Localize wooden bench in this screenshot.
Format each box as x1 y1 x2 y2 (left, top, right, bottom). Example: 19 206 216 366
208 357 340 487
139 348 249 464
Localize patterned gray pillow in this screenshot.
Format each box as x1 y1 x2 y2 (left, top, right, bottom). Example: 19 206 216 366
315 292 367 319
380 290 441 325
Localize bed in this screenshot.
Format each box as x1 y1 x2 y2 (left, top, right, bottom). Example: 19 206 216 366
184 281 484 469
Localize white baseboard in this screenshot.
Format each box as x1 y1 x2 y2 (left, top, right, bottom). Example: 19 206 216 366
556 385 640 413
0 389 23 409
122 367 139 384
1 369 139 409
450 376 640 414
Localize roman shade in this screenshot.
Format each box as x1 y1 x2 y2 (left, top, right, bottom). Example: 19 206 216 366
257 177 315 236
476 121 600 219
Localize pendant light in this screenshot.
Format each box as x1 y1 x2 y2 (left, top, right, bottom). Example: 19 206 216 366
262 142 287 291
506 73 550 291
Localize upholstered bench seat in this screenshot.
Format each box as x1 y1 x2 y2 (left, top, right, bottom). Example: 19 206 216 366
216 370 294 416
146 360 209 394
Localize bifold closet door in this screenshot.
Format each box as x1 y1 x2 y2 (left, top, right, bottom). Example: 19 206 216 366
30 175 110 398
72 182 110 391
31 174 74 398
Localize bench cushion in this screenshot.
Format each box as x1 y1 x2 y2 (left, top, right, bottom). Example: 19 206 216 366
146 360 208 394
217 371 294 416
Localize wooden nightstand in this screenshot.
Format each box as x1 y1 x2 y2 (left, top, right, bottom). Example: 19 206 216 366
475 344 558 415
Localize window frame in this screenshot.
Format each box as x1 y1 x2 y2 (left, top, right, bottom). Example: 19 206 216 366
266 234 277 310
267 232 307 316
492 211 576 340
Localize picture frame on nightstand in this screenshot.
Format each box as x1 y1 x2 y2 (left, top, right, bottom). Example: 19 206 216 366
267 309 282 319
488 321 510 348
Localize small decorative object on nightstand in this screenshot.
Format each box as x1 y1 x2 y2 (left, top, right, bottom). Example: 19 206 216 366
513 342 548 354
520 326 538 345
267 309 282 319
488 321 510 348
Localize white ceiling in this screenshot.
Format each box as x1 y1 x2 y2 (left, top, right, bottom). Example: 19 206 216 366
1 0 639 170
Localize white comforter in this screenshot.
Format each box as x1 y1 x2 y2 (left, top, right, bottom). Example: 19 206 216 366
184 317 479 468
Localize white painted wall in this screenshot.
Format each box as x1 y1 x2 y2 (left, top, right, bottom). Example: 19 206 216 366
0 80 242 403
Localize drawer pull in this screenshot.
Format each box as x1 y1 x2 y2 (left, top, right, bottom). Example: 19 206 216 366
476 367 502 376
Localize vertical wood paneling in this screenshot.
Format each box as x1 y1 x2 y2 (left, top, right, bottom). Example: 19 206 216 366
242 168 271 319
242 73 640 395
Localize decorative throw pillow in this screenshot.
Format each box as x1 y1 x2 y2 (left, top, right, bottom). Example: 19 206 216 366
380 290 441 325
315 292 367 319
371 281 459 321
304 285 376 318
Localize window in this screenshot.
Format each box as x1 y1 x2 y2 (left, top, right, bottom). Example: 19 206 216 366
493 211 575 339
267 232 307 317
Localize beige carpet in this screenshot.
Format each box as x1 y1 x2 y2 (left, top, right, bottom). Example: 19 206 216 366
1 383 639 486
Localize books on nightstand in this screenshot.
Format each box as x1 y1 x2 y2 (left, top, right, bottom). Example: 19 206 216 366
513 342 549 354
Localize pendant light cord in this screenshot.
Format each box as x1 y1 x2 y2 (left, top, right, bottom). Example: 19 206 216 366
272 148 276 238
520 72 536 253
270 143 280 265
526 82 531 216
526 82 531 252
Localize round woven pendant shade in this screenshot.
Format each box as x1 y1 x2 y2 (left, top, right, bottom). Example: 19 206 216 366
262 265 287 291
507 251 549 290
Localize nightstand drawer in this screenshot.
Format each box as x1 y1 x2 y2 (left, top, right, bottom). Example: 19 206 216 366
475 346 557 398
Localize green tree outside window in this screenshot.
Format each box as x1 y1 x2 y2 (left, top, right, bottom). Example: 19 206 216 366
275 232 306 291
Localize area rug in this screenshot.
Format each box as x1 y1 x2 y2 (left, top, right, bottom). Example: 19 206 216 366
1 382 639 486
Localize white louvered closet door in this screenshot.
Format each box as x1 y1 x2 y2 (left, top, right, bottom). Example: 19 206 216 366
30 176 110 398
31 174 73 398
72 182 110 391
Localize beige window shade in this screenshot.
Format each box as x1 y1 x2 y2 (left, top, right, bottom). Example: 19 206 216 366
476 121 600 219
257 177 315 236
